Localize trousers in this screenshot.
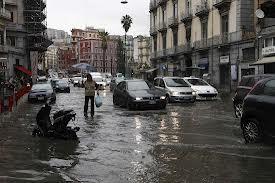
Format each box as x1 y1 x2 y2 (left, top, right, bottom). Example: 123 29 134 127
84 96 95 116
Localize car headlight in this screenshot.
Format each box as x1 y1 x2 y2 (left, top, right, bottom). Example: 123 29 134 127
160 96 166 100
214 89 218 93
56 85 59 88
192 91 196 95
135 97 142 101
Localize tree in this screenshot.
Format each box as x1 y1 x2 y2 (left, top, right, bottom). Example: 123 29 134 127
98 31 109 73
121 15 133 77
116 37 125 74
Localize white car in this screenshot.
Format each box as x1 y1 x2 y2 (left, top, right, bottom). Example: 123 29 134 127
93 76 107 90
183 77 218 100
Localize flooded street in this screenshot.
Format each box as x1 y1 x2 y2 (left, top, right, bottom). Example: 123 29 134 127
1 87 275 182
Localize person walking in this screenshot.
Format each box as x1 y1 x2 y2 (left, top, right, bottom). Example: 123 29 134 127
84 74 99 117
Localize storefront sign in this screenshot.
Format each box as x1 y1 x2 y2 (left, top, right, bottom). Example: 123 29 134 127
220 55 230 64
262 46 275 57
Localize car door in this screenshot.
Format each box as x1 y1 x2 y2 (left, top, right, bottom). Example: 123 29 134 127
261 79 275 135
158 79 166 94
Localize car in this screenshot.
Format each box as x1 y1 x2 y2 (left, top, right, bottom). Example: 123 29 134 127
28 83 56 103
241 77 275 143
232 74 275 118
71 76 82 87
154 77 196 103
113 79 167 110
55 80 70 93
37 76 47 82
183 77 218 101
93 76 107 90
50 78 59 90
110 77 124 92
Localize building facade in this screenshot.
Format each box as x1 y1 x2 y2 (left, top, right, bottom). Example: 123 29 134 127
133 35 151 76
251 0 275 74
150 0 257 91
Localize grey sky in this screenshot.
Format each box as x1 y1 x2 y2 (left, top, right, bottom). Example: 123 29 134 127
47 0 150 36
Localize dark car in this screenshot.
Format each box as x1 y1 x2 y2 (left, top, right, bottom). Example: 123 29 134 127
28 83 56 103
50 78 59 90
110 77 124 92
233 74 275 118
55 80 70 93
113 80 167 110
241 77 275 143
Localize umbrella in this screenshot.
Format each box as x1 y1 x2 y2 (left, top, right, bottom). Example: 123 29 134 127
72 63 95 71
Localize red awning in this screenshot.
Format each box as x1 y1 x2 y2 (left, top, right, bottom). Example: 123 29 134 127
15 66 32 76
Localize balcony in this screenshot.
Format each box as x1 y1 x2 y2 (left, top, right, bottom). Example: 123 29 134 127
168 17 179 28
180 11 193 25
149 0 157 12
194 38 208 50
150 26 158 36
195 4 209 19
6 23 25 32
261 18 275 29
213 0 231 12
157 0 169 6
0 8 11 21
158 22 167 32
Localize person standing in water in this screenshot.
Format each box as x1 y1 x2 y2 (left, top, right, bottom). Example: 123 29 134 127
84 74 99 117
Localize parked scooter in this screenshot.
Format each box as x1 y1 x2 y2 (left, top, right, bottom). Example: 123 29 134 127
32 103 80 140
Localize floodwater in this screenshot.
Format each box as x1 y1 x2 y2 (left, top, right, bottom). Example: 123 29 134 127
1 87 275 183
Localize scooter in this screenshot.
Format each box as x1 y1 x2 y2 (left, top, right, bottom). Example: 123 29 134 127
32 103 80 140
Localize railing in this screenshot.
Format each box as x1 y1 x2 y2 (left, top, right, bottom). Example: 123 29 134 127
6 23 25 31
156 50 167 57
168 17 179 27
158 21 167 31
181 11 192 22
0 8 11 20
195 3 209 17
194 38 208 49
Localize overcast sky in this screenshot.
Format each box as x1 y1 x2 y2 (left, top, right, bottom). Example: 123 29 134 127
47 0 150 37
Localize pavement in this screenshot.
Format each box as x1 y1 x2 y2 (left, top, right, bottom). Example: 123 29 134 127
1 86 275 183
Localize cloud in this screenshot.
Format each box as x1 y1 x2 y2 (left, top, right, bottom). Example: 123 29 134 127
47 0 150 36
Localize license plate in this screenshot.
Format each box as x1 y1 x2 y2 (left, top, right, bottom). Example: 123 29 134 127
149 100 156 104
37 96 44 101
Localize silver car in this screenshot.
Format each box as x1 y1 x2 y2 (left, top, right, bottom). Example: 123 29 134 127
154 77 196 103
28 83 56 103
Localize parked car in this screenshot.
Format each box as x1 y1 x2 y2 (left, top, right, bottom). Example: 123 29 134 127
154 77 196 103
232 74 275 118
183 77 218 100
110 77 124 92
113 79 167 110
55 80 70 93
50 78 59 90
37 76 47 82
28 83 56 103
241 77 275 143
71 77 82 87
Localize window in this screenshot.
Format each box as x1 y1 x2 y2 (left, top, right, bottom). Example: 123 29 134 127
201 21 208 39
154 78 159 86
173 29 178 47
264 80 275 96
221 14 229 33
159 79 165 88
162 6 166 23
162 33 167 49
153 37 157 52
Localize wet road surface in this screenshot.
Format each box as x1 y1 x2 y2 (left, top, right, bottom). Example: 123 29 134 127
1 86 275 182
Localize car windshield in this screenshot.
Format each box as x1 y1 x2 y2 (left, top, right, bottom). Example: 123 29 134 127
127 81 150 91
187 79 209 86
32 84 52 90
165 78 189 87
94 77 104 82
57 80 67 85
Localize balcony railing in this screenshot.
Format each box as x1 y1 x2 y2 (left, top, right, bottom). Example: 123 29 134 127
150 26 158 35
213 0 231 10
195 4 209 18
180 11 193 24
158 21 167 32
149 0 157 11
194 38 208 49
6 23 25 31
168 17 179 28
0 8 11 20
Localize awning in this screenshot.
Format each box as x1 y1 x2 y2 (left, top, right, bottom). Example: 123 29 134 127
145 68 158 73
250 57 275 66
15 66 32 76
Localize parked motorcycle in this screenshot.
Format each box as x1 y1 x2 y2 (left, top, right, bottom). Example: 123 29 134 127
32 103 80 140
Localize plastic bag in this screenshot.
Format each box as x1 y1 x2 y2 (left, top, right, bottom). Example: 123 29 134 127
95 95 102 108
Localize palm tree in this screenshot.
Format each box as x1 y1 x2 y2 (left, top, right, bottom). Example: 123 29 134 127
98 31 109 73
121 15 133 77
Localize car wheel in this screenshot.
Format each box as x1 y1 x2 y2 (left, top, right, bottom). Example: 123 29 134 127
242 119 263 143
235 103 243 118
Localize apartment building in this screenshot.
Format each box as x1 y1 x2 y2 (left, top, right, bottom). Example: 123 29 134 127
251 0 275 74
133 35 151 76
150 0 257 91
